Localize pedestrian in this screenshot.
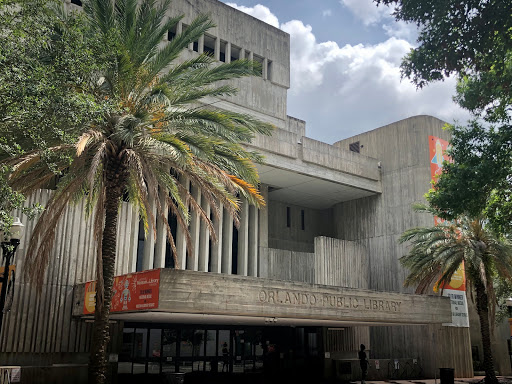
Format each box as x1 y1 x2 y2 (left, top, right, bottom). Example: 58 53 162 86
359 344 369 384
222 342 229 372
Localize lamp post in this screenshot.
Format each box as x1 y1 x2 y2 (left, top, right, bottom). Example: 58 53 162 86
0 217 24 332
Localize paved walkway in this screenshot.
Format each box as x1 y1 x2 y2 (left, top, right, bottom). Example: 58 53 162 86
365 376 492 384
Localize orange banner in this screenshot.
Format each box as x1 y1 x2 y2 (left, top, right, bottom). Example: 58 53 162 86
0 265 15 292
83 269 160 315
429 136 451 225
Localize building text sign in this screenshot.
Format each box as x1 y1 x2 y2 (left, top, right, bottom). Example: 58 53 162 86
83 269 160 315
258 289 402 312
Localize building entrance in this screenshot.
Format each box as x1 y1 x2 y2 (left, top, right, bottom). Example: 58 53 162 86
118 323 323 383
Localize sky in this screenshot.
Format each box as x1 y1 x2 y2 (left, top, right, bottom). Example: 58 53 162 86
221 0 471 144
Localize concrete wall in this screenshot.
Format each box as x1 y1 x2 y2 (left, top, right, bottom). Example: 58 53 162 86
332 116 473 377
267 200 333 252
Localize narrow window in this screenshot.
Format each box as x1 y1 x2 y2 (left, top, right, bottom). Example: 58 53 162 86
168 24 177 41
253 54 264 77
219 40 227 62
136 221 145 272
204 35 215 55
164 211 178 268
71 0 82 6
230 45 241 62
267 60 273 81
232 224 239 274
286 207 291 228
301 210 305 230
349 141 360 153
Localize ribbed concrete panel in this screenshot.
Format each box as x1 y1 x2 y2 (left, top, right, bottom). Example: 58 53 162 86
314 237 368 289
0 190 94 354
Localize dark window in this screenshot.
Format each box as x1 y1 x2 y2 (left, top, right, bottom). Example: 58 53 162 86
168 24 177 41
136 221 145 272
267 60 272 80
165 211 178 269
349 141 360 153
231 224 238 274
71 0 82 6
219 40 227 62
253 54 264 77
193 41 199 52
204 35 215 55
231 45 241 62
472 346 479 362
286 207 291 228
301 210 305 230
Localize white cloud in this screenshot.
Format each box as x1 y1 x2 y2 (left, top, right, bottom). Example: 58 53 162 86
225 3 279 28
383 20 418 41
224 2 470 143
340 0 392 25
322 9 332 17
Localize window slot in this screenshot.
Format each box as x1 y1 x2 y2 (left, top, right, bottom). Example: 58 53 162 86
286 207 291 228
230 45 241 62
204 34 215 56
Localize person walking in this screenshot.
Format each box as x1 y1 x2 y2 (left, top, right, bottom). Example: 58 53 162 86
359 344 369 384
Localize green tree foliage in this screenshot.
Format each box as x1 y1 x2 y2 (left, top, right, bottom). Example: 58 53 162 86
0 0 108 229
400 205 512 384
1 0 273 382
373 0 512 235
428 122 512 235
374 0 512 121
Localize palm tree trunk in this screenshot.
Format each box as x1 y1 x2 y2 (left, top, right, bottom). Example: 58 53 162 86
88 158 126 384
475 279 498 384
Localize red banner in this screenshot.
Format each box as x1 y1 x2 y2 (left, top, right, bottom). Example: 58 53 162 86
83 269 160 315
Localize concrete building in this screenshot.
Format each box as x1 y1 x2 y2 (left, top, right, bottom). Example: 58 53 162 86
1 0 510 382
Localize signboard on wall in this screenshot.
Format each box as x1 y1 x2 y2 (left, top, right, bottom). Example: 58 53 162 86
83 269 160 315
429 135 469 327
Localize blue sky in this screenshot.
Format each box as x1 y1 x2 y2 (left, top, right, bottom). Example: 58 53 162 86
221 1 470 144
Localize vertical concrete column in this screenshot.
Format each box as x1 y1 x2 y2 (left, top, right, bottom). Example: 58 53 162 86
209 203 224 273
240 48 246 60
237 199 249 276
247 51 254 61
176 177 189 270
153 190 168 269
258 185 269 277
263 58 268 80
198 199 210 272
221 208 233 274
248 205 259 277
142 199 157 270
225 42 231 63
187 184 201 271
198 35 204 54
176 21 182 34
214 37 221 61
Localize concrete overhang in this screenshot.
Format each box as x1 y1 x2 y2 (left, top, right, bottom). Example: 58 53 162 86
249 131 382 209
73 269 451 327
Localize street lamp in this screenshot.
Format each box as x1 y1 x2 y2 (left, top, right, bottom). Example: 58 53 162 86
0 217 24 332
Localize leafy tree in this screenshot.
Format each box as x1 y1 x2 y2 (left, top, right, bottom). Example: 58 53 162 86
400 205 512 384
2 0 273 382
373 0 512 235
374 0 512 121
0 0 107 229
427 122 512 236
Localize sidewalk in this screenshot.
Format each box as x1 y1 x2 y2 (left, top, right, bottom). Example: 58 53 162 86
365 376 492 384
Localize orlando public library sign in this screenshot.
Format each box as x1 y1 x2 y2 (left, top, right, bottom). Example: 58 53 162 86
74 268 449 326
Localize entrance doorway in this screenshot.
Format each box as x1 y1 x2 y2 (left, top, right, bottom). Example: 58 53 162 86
118 323 323 383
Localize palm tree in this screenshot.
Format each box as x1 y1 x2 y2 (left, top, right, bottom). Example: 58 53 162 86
2 0 273 382
399 204 512 384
